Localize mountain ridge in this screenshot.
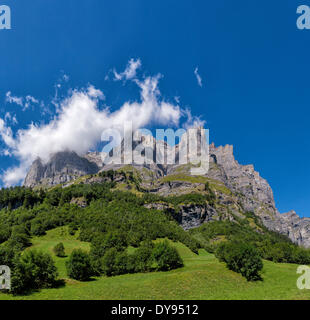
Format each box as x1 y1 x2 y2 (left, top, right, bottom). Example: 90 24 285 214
23 130 310 247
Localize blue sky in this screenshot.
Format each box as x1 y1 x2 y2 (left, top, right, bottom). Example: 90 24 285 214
0 0 309 217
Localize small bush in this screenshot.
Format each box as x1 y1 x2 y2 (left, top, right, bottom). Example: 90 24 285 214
66 249 93 281
53 242 65 257
292 247 310 265
31 221 46 236
99 248 130 277
216 241 263 281
7 232 31 251
68 223 78 236
102 248 119 276
132 240 154 272
11 250 58 295
0 244 17 267
114 251 129 275
152 240 183 271
101 241 155 277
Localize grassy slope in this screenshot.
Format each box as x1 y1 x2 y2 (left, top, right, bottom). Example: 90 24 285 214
0 227 309 300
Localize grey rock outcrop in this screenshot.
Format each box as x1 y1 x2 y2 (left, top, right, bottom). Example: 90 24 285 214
178 204 218 230
24 151 99 187
279 211 310 248
207 143 280 228
83 151 104 169
144 202 219 230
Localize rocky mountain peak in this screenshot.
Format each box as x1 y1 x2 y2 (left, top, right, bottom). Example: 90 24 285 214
24 150 99 187
22 131 310 248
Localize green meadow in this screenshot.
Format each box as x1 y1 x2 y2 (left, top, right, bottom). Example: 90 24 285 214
0 227 308 300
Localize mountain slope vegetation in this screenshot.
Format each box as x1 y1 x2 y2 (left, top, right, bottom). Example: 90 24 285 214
0 171 309 298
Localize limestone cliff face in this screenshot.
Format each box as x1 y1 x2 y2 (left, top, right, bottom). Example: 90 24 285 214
24 158 45 187
205 144 310 247
205 143 310 245
24 151 99 187
22 131 310 247
279 211 310 248
207 143 280 228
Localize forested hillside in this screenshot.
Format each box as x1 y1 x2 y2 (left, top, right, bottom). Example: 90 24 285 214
0 169 309 296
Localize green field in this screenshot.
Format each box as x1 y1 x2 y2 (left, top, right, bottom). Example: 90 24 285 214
0 226 309 300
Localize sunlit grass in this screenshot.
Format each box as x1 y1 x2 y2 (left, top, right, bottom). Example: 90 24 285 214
1 227 309 300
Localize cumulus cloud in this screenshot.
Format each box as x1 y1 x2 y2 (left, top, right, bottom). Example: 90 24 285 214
194 67 203 87
113 58 141 81
0 59 204 186
0 75 183 186
0 119 15 148
2 164 30 187
87 85 105 100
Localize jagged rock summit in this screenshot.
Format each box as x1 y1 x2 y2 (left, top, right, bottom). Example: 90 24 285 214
23 130 310 247
24 150 99 187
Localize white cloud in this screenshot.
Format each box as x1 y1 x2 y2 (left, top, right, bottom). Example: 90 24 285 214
4 112 17 125
0 118 16 149
2 163 30 187
113 58 141 81
194 67 203 87
24 95 39 111
183 108 205 129
5 91 23 106
26 95 39 104
5 92 40 111
3 149 11 156
87 85 105 100
0 59 204 187
0 76 182 186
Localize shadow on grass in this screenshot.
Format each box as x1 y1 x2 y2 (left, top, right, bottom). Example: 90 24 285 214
9 279 66 297
77 277 97 282
54 279 66 288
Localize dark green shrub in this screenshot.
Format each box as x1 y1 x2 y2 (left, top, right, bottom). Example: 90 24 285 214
114 251 129 275
66 249 93 281
292 247 310 264
101 248 118 276
90 231 127 265
101 248 132 277
0 226 11 244
102 240 181 277
11 224 29 236
216 241 263 281
152 240 183 271
53 242 65 257
0 244 18 267
90 254 103 276
68 223 78 235
7 230 31 251
127 231 142 247
132 240 154 272
11 250 58 295
102 231 127 252
31 220 46 236
126 254 137 274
